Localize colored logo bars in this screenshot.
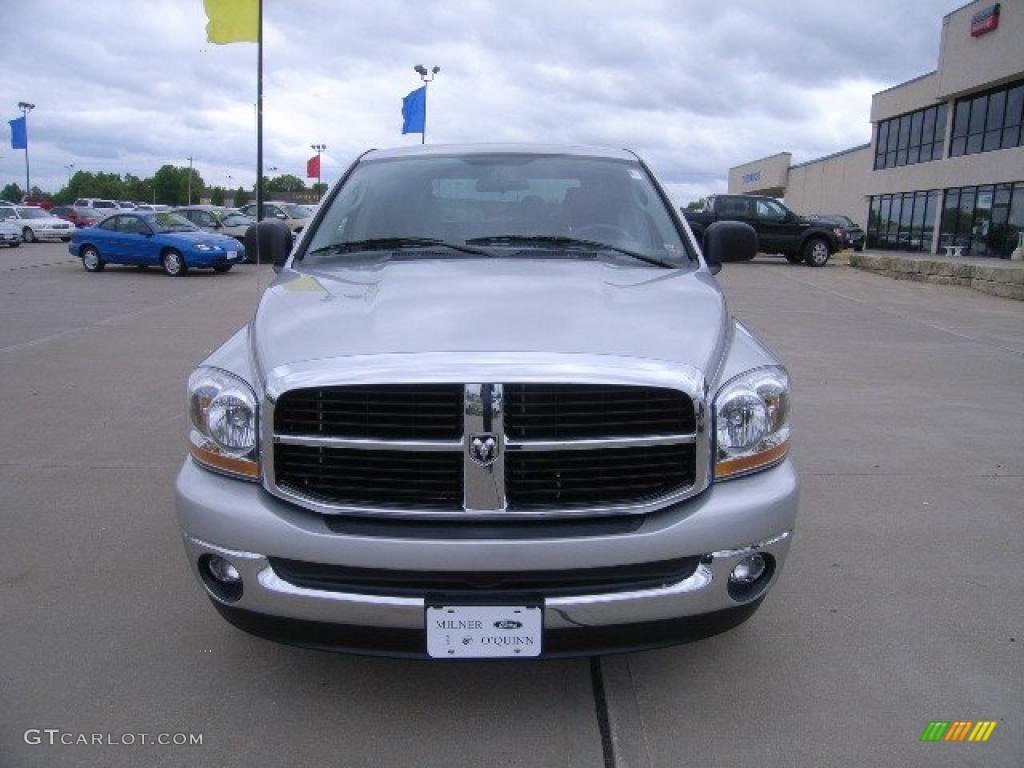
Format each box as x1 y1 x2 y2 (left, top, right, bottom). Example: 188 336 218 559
920 721 998 743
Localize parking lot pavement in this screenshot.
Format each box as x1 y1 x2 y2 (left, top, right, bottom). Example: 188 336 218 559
1 244 1021 767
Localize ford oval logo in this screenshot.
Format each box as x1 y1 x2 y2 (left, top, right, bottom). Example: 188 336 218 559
494 620 523 630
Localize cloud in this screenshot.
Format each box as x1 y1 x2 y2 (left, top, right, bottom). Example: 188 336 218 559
1 0 964 202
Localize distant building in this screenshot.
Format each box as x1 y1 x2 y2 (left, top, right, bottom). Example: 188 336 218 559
729 0 1024 257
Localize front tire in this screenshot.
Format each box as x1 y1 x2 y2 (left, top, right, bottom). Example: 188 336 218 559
22 227 36 243
802 237 831 267
161 249 187 277
81 245 104 272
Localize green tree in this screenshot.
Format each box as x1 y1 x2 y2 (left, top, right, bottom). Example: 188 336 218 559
209 186 226 206
233 186 249 206
151 164 206 206
311 182 328 199
685 198 706 211
264 174 306 196
1 182 23 202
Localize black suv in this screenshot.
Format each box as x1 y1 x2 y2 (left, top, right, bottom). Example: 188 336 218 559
683 194 842 266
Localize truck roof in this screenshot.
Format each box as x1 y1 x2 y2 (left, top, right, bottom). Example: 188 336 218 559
365 143 638 162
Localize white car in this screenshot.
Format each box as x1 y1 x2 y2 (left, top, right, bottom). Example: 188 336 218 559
74 198 120 211
0 218 21 247
0 206 76 242
239 201 311 233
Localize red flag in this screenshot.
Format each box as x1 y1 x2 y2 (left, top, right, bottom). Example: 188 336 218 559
306 154 320 178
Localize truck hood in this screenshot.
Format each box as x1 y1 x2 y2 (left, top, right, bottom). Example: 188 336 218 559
250 258 729 382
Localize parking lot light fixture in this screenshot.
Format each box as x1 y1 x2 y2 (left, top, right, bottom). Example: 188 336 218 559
413 65 440 145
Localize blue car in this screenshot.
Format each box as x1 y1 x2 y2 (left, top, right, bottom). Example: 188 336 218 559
69 211 246 276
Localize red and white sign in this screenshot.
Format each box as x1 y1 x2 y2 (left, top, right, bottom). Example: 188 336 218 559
970 3 1000 37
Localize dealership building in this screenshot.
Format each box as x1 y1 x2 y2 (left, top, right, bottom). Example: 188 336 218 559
729 0 1024 258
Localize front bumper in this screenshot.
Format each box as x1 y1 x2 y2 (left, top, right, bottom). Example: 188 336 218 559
29 225 74 239
188 246 246 267
175 457 798 657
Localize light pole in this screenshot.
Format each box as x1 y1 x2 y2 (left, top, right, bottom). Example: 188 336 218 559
413 65 440 145
17 101 34 197
187 156 193 205
310 144 325 201
64 164 74 183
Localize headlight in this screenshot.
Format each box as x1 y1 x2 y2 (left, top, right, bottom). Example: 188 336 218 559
714 366 790 480
187 367 259 480
194 243 215 251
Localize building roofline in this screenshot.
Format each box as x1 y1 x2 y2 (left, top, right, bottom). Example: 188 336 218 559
872 70 937 97
943 0 980 20
790 143 871 170
728 151 791 172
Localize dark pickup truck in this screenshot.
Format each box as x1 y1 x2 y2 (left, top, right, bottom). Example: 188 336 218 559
683 194 842 267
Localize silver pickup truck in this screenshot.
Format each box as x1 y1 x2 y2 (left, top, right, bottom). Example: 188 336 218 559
175 144 798 659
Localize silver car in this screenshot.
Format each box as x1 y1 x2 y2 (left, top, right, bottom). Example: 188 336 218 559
176 144 798 659
172 206 255 244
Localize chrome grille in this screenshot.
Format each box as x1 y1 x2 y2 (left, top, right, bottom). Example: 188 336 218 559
268 380 704 518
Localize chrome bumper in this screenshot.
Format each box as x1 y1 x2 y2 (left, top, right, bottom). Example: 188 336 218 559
176 456 798 633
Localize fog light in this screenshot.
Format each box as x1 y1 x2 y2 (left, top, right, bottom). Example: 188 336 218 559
730 553 766 584
207 555 241 584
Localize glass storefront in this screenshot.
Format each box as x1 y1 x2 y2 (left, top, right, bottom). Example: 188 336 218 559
939 182 1024 258
866 190 938 251
874 104 947 170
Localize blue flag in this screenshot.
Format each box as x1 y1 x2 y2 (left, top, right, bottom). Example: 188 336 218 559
402 86 426 134
9 116 27 149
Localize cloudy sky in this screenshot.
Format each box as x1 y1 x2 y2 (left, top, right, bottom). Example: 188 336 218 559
2 0 966 203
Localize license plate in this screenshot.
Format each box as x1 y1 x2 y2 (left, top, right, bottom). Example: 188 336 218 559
426 605 542 658
227 251 238 260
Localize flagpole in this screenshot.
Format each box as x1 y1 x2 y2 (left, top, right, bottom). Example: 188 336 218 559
256 0 263 223
18 102 34 198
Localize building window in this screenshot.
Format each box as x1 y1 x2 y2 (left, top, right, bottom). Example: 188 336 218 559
874 104 946 170
949 80 1024 158
866 190 938 251
939 182 1024 258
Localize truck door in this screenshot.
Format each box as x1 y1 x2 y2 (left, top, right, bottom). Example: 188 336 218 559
753 198 800 254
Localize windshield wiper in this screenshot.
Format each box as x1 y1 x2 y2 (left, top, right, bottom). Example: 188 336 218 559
307 237 492 258
464 235 673 269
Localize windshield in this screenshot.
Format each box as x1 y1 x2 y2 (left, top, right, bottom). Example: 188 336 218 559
221 213 253 226
18 208 51 219
93 201 118 208
146 212 199 233
304 154 689 267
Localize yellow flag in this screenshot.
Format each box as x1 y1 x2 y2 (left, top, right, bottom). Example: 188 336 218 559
204 0 258 44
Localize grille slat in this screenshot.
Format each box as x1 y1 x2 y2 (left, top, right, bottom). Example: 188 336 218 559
275 384 463 440
506 443 695 509
505 384 694 440
276 445 463 510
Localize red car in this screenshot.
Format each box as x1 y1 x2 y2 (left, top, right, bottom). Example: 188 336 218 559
21 196 53 211
51 205 104 228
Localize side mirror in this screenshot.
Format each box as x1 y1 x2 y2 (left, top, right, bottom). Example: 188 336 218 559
702 221 758 274
244 220 293 271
